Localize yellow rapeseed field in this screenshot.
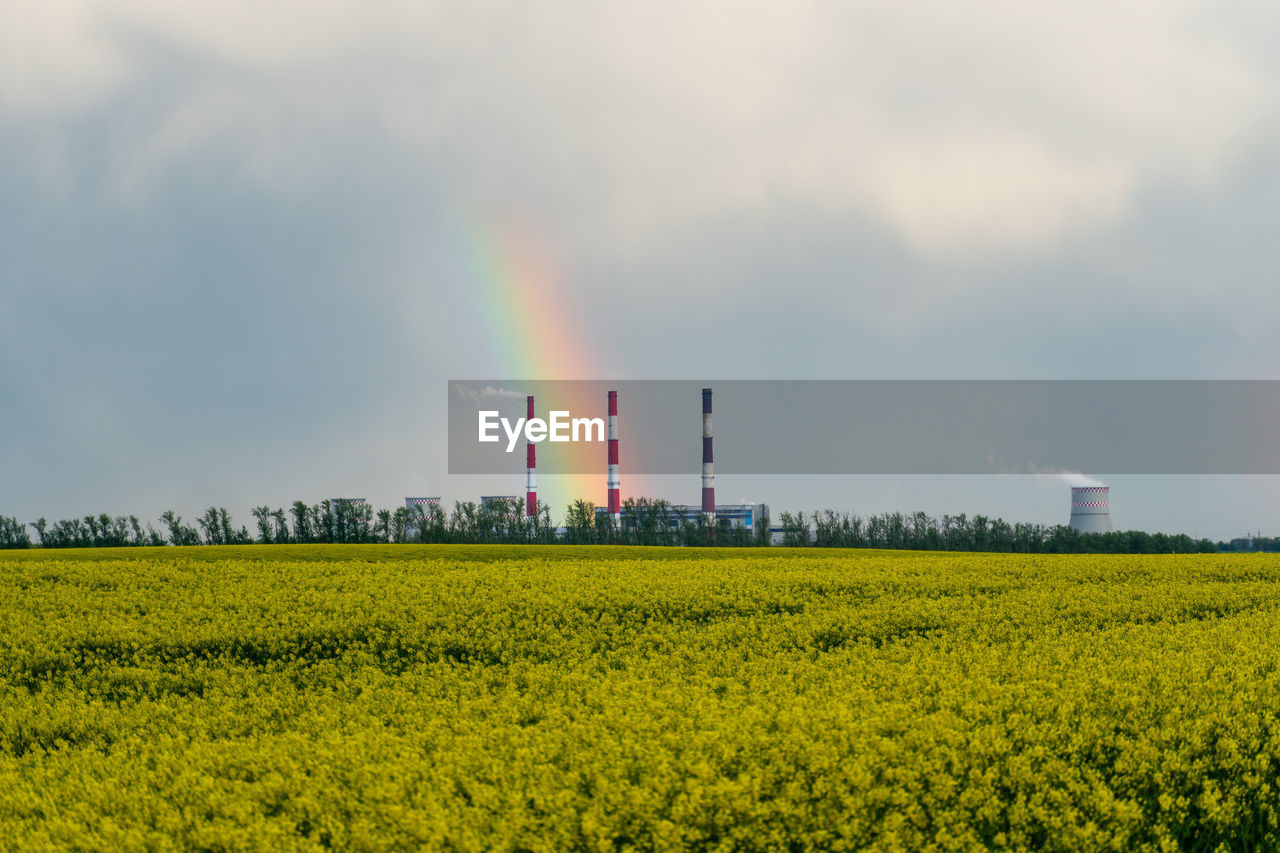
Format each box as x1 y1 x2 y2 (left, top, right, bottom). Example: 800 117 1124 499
1 545 1278 851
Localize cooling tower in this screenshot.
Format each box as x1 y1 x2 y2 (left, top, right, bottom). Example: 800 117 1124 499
1069 485 1113 533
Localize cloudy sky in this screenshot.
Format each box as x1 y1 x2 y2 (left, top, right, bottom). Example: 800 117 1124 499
4 1 1280 539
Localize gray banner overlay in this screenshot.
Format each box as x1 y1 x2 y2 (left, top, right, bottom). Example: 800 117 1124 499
448 380 1280 475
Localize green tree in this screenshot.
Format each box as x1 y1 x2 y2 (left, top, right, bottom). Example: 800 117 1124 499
160 511 200 546
289 501 312 543
29 517 47 547
0 516 30 549
252 506 273 543
375 508 392 543
564 500 597 545
391 507 410 543
271 508 290 543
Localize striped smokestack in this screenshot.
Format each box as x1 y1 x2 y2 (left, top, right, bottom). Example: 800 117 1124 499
607 390 620 523
701 387 715 519
525 395 536 517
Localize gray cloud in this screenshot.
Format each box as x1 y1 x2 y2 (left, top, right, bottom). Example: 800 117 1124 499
3 1 1280 535
5 2 1275 254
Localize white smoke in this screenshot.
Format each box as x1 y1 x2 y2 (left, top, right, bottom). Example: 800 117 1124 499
1028 466 1107 488
454 384 527 407
1053 471 1107 488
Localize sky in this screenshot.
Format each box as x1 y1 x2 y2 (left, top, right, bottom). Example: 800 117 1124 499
3 1 1280 541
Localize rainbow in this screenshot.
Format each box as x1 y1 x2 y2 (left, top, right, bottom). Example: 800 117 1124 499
459 216 601 518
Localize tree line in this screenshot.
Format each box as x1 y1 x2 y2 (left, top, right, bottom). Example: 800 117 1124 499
790 509 1216 554
1217 535 1280 553
2 497 1224 553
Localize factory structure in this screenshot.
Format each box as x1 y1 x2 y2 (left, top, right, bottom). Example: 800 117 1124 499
638 502 771 531
1068 485 1114 533
576 386 768 532
328 497 366 524
402 496 441 538
436 385 769 532
525 395 537 517
405 386 1107 542
644 388 767 532
607 390 621 524
701 388 715 519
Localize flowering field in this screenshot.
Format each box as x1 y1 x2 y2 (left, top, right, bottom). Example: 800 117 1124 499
1 545 1278 851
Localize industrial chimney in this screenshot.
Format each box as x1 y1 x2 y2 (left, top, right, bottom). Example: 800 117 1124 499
1069 485 1113 533
607 390 620 524
702 387 715 520
525 395 537 517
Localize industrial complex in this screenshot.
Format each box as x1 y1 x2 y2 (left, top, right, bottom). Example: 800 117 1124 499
412 386 1107 539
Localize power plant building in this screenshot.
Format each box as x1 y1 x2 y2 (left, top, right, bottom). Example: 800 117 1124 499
404 497 441 538
328 497 366 522
602 503 769 531
667 503 767 530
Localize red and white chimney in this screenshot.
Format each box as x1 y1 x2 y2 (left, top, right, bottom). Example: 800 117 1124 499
607 390 621 523
525 395 537 517
701 387 715 519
